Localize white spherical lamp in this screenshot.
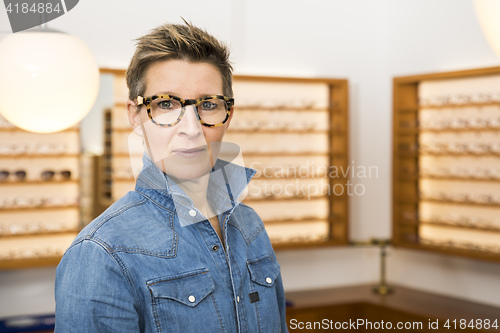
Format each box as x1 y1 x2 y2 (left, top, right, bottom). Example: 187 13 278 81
474 0 500 59
0 31 99 133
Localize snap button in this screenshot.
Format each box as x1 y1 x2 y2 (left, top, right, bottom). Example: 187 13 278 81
237 296 240 303
212 244 219 252
265 277 272 284
188 210 196 217
188 295 196 303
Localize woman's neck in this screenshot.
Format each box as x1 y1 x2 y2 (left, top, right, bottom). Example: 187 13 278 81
175 173 216 219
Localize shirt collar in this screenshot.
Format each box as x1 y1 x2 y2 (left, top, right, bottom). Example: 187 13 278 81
135 151 255 227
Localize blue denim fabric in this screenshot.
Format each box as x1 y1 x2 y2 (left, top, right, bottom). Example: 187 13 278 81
55 156 288 333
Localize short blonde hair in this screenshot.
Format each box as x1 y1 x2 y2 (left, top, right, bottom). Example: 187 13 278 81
126 21 233 101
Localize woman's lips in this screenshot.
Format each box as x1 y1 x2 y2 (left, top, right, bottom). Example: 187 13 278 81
172 147 206 158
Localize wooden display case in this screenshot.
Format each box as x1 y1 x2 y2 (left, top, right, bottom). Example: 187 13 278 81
393 66 500 262
99 69 349 249
0 116 81 269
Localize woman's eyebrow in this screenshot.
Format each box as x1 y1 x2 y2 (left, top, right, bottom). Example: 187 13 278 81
151 92 222 98
150 91 179 96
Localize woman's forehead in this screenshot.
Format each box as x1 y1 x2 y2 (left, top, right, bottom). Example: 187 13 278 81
144 60 223 98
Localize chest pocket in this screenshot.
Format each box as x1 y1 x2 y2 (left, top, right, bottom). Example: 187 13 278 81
146 269 225 332
247 255 280 287
147 268 214 307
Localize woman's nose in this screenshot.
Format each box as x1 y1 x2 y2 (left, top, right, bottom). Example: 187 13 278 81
177 105 202 137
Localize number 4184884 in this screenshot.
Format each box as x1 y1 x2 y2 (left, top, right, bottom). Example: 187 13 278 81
6 2 62 14
444 319 498 330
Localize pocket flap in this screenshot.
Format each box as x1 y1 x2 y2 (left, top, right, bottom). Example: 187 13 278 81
246 255 280 287
147 268 214 307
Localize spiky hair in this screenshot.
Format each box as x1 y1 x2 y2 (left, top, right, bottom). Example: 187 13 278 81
126 20 233 101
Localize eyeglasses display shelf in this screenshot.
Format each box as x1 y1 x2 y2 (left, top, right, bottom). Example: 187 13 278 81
0 116 81 269
393 66 500 262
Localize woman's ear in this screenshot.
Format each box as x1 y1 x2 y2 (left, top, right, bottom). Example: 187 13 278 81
126 100 143 136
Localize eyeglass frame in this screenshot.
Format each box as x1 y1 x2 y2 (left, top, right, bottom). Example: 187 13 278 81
135 94 234 127
40 170 72 181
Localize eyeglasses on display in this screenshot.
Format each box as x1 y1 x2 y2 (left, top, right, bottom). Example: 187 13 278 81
0 170 26 181
41 170 72 181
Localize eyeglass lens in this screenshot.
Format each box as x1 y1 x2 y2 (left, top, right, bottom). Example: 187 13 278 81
0 171 9 181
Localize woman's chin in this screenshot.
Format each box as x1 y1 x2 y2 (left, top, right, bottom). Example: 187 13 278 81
164 157 214 182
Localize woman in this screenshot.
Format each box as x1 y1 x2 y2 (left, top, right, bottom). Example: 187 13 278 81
55 21 288 333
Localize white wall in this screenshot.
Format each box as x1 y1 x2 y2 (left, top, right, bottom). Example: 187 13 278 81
1 0 500 318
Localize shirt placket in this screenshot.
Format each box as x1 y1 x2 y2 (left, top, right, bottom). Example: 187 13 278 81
223 209 251 333
179 199 239 332
164 162 252 333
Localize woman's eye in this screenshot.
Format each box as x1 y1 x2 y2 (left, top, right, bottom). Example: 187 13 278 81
200 101 217 110
158 100 174 109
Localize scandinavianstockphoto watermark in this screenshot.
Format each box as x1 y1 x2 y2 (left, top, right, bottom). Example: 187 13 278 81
248 160 379 199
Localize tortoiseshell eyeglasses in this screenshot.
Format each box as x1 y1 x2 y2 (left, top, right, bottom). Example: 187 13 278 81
136 94 234 127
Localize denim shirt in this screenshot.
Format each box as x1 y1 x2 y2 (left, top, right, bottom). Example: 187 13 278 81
55 155 288 333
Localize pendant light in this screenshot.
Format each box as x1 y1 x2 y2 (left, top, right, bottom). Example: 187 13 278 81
474 0 500 60
0 27 99 133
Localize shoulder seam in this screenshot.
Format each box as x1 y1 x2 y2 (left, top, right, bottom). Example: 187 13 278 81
229 223 264 245
228 204 265 245
87 196 149 237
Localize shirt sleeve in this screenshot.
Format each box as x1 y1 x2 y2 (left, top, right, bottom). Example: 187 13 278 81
54 239 141 332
